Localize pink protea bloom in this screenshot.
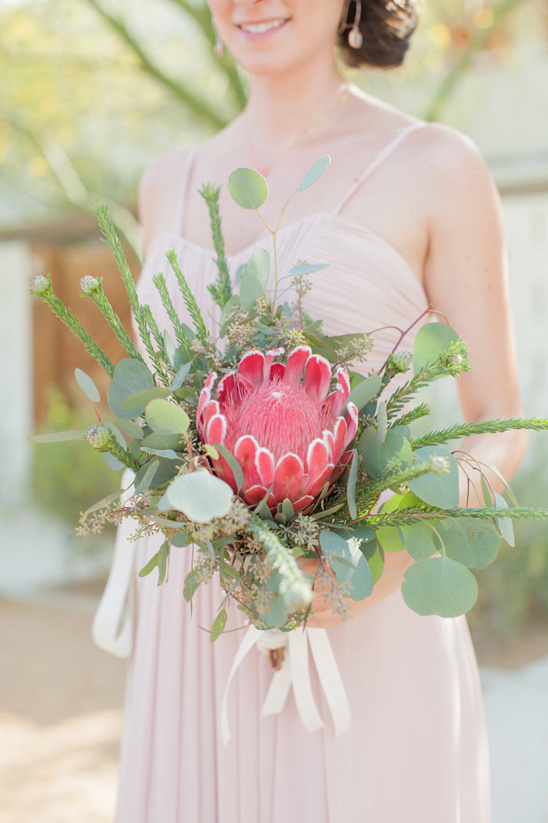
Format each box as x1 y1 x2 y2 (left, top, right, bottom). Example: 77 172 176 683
196 346 358 515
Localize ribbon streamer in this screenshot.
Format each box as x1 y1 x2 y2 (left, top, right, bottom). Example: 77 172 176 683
221 625 351 744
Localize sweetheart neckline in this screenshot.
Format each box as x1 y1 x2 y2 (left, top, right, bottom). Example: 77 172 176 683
147 211 427 302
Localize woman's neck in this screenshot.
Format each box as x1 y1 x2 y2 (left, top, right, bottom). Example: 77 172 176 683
243 59 347 164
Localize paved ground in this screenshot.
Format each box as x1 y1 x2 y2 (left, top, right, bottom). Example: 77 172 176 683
1 587 547 823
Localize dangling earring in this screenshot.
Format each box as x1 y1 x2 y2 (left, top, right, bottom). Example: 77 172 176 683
214 35 224 58
348 0 363 49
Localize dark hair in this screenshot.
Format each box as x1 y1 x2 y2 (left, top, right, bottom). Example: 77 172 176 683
338 0 418 69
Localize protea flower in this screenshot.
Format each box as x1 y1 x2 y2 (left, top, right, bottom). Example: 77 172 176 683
196 346 358 515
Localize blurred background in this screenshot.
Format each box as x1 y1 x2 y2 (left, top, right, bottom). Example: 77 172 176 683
0 0 547 820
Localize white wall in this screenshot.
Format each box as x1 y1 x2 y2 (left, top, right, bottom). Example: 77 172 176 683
0 241 33 506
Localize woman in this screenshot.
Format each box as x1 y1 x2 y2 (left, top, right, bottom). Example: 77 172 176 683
115 1 526 820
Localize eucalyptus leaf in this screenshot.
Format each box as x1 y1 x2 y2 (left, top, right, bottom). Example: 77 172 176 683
367 543 384 583
358 428 412 479
298 155 330 191
494 491 515 547
402 557 478 617
228 167 268 210
108 358 154 419
398 522 441 561
30 430 83 443
377 400 387 444
74 368 100 403
408 446 460 509
319 529 350 560
138 549 160 578
346 450 359 519
116 418 144 440
102 452 124 471
210 607 228 641
171 361 193 391
157 541 169 586
183 566 202 601
332 550 374 600
171 531 189 548
134 459 159 493
349 524 376 543
436 517 500 568
119 387 171 409
413 322 459 374
347 374 382 411
240 249 270 312
141 447 181 460
145 399 190 435
376 526 406 553
215 444 244 493
289 262 329 276
141 432 183 451
165 470 233 523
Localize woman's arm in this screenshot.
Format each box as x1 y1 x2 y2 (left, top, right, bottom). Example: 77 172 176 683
307 126 527 627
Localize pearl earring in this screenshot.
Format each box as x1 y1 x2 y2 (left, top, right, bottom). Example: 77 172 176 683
348 0 363 49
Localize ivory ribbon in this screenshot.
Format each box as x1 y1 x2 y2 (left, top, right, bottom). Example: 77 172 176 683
92 470 137 658
221 625 351 745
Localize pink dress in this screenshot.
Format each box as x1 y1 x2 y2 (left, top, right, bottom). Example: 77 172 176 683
114 125 490 822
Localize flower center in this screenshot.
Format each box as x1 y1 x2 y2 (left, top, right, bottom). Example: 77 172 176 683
223 380 330 462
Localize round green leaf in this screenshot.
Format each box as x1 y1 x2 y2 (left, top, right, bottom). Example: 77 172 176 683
119 387 171 409
376 525 406 553
289 262 328 276
228 167 268 210
74 368 100 403
358 428 412 480
319 529 350 560
145 399 190 434
398 522 441 561
165 470 233 523
240 249 270 311
408 446 460 509
108 358 154 419
347 374 382 411
402 557 478 617
413 322 459 374
436 517 500 568
141 432 183 451
332 553 374 601
298 155 330 192
366 543 384 583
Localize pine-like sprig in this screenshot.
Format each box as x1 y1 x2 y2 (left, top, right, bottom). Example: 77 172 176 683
361 506 548 526
152 272 193 359
200 183 232 310
80 277 144 362
30 275 114 376
411 417 548 448
165 249 209 344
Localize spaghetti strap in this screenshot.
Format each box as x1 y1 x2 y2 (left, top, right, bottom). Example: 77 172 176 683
333 122 424 215
173 146 198 234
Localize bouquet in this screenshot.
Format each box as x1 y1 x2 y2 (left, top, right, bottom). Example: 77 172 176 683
30 156 548 640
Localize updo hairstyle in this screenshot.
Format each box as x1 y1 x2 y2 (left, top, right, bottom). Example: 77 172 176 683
338 0 418 69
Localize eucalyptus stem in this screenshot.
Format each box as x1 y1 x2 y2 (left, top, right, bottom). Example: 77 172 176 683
29 275 114 376
412 417 548 448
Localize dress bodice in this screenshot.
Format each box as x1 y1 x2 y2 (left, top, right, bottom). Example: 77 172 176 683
136 123 430 373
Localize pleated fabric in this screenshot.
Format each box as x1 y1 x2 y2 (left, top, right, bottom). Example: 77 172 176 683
115 148 491 822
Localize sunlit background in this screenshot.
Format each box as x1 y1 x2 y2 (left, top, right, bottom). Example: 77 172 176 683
1 1 547 821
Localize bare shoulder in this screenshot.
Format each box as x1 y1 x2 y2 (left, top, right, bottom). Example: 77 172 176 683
138 146 189 245
408 122 496 196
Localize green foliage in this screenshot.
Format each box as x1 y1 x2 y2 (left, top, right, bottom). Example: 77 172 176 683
402 557 479 617
32 392 120 525
228 168 269 210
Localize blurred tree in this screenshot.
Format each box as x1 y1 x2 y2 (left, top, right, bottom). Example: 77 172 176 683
0 0 541 257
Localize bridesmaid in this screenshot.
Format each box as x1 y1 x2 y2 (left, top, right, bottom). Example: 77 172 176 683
111 1 527 820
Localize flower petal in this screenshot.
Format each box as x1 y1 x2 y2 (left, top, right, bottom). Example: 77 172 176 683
234 435 261 489
273 452 304 502
292 495 315 514
269 362 286 382
244 485 275 510
206 413 227 445
303 354 332 401
322 429 335 462
217 371 235 403
343 402 359 448
201 400 220 431
284 345 311 384
197 385 212 429
305 437 329 477
238 349 265 386
211 455 238 493
264 347 284 381
332 417 348 460
305 463 335 498
256 447 275 487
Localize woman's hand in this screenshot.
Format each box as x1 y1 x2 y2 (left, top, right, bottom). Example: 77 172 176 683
301 550 415 629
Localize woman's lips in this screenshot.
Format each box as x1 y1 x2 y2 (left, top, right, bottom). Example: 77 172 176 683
236 18 290 39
